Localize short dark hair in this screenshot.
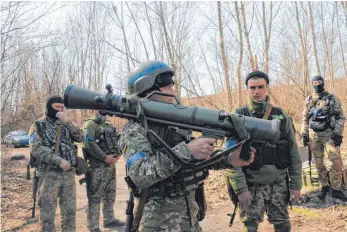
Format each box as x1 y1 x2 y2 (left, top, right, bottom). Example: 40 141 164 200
245 71 269 86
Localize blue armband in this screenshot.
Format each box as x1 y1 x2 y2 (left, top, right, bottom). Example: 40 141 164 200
126 152 145 169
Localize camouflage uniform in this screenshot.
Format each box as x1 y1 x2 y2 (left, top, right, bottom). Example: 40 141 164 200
29 116 84 232
83 116 120 230
119 120 232 232
226 97 302 232
301 91 345 189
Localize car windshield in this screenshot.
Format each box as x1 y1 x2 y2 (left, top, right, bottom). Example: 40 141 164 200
12 131 28 136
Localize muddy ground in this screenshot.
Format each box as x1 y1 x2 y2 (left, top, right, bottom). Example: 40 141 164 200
1 147 347 232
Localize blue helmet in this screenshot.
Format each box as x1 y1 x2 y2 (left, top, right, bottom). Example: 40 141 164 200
127 60 174 96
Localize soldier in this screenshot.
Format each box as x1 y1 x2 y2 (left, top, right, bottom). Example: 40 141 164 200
83 111 124 232
119 60 255 232
226 71 302 232
301 75 346 201
29 95 84 232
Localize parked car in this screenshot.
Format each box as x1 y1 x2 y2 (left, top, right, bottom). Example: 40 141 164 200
3 130 30 147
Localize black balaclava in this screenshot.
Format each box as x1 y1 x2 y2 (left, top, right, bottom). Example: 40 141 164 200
46 95 64 119
312 75 325 93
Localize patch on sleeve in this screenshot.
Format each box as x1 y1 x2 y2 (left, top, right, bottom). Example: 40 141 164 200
29 132 37 144
84 129 94 143
126 152 145 169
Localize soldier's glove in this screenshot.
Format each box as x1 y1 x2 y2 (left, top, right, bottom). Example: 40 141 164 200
331 133 343 147
302 134 309 146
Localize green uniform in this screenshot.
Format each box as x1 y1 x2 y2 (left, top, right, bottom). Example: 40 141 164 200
226 97 302 232
83 116 120 230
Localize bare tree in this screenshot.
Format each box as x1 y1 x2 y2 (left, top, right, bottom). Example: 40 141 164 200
240 1 256 70
308 2 321 75
336 2 347 78
217 1 232 110
235 1 243 107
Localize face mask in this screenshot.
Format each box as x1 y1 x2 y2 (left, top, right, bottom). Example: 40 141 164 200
45 95 63 119
313 84 325 94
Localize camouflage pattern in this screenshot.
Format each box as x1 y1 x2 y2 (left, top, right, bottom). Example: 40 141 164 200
86 165 117 230
39 169 76 232
29 116 83 232
83 117 120 230
29 116 84 172
240 182 290 232
301 91 345 137
301 91 345 189
119 120 200 231
310 134 343 189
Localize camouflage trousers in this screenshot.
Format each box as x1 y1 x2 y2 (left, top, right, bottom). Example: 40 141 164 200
240 182 290 232
86 164 116 230
38 169 76 232
139 191 202 232
310 134 343 189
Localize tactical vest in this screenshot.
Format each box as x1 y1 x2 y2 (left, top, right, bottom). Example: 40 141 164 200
83 119 119 164
236 106 291 170
34 119 76 171
146 122 209 198
307 94 334 132
97 122 119 154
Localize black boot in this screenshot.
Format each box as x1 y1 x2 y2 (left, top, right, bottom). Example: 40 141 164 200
331 189 347 202
318 186 330 200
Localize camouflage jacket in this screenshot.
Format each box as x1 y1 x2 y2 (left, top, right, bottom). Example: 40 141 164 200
301 91 345 136
29 116 84 172
119 120 234 230
83 117 120 165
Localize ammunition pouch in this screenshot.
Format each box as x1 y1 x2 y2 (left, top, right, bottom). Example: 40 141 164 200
310 121 329 132
195 183 207 221
236 106 291 171
275 140 291 170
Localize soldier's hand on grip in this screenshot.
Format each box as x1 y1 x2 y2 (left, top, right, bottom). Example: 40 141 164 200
187 138 215 160
60 159 71 171
227 145 255 167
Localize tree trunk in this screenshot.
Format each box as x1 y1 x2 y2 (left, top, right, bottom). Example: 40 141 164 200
235 1 243 107
241 1 256 70
217 1 232 110
308 2 321 75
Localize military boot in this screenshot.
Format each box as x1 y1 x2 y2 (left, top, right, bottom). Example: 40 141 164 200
317 186 330 200
331 189 347 202
104 219 125 228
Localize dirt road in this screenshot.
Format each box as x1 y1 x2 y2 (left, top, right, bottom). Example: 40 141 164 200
1 147 347 232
